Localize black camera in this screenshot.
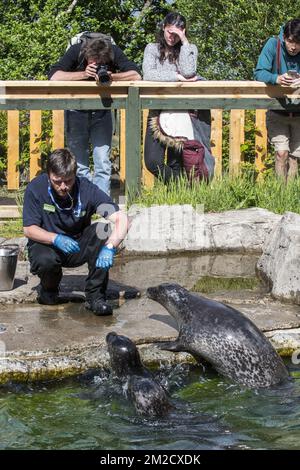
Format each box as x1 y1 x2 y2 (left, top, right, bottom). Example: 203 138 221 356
96 64 110 83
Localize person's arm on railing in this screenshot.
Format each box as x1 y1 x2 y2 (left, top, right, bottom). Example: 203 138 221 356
177 44 198 78
110 70 141 81
50 65 96 81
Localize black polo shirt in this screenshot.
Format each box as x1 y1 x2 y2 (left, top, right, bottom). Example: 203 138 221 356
48 43 140 78
23 173 119 240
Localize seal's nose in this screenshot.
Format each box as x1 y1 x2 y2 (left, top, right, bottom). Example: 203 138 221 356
106 331 118 344
146 286 158 300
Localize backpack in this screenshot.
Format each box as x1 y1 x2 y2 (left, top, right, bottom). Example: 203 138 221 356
66 31 115 51
182 140 209 182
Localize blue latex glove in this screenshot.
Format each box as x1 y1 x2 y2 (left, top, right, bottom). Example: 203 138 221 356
96 245 116 270
53 234 80 254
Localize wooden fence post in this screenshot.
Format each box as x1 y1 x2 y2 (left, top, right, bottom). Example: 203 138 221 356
255 110 267 177
142 109 154 188
125 86 141 194
30 110 42 180
52 110 64 149
7 110 19 190
229 109 245 177
210 109 223 178
119 109 126 185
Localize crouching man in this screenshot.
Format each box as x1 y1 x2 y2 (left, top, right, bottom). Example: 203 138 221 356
23 148 129 316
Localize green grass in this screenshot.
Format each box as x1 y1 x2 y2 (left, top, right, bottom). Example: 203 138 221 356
0 218 23 238
129 174 300 215
191 276 260 294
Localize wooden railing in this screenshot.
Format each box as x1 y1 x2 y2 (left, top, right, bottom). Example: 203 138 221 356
0 80 298 190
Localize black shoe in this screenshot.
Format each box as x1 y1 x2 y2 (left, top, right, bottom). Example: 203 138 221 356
37 287 60 305
85 298 113 316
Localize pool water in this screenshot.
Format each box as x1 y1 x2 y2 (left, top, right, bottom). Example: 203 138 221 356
0 360 299 450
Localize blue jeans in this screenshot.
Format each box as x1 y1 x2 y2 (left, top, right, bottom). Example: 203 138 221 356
65 110 113 195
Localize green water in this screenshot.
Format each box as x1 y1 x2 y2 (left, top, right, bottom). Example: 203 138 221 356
0 362 300 450
191 276 260 294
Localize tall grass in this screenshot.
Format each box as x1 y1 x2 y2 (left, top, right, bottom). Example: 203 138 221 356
129 174 300 215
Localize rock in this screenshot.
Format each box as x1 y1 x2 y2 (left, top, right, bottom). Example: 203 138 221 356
125 206 280 254
256 212 300 305
205 208 281 252
265 329 300 355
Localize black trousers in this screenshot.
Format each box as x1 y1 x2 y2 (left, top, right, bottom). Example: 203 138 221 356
144 110 211 183
28 224 109 302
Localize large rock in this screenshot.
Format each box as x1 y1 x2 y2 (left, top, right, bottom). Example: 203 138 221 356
125 206 280 253
256 212 300 305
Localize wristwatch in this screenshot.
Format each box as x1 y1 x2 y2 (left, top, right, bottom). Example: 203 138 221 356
105 242 115 250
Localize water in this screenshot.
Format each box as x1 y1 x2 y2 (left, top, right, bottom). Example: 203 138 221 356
0 361 299 450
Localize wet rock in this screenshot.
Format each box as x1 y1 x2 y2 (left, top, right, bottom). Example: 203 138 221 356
256 212 300 305
265 328 300 356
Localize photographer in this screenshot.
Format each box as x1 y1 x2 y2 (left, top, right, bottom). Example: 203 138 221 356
48 36 141 195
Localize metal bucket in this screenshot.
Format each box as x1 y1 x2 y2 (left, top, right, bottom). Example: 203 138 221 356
0 244 19 291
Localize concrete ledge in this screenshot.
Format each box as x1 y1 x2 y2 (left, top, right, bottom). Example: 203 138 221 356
0 205 20 218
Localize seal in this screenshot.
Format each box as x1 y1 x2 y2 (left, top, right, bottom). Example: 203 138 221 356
146 283 290 389
106 332 172 417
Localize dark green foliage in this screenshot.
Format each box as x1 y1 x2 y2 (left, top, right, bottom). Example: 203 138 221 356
176 0 300 79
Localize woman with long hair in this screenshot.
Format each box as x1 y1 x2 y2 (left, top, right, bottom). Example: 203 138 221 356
142 12 211 182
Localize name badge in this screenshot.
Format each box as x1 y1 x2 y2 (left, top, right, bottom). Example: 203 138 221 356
43 203 55 213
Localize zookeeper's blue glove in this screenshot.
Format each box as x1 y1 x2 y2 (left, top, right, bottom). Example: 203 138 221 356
96 244 116 270
53 234 80 254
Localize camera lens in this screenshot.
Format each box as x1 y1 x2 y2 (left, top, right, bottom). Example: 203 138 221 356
96 65 110 83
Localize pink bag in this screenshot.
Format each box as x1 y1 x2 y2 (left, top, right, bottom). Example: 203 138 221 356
182 139 209 181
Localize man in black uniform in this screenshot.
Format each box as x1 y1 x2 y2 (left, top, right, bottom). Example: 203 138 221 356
23 148 129 316
48 35 141 195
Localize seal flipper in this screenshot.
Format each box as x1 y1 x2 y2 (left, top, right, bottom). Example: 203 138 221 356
155 340 183 352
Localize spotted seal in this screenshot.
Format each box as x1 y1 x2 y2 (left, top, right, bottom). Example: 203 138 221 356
106 332 171 416
146 283 290 389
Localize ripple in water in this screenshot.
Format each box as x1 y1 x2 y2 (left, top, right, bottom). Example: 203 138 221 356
0 360 299 449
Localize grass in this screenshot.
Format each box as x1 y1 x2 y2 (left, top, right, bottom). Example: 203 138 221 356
129 174 300 215
0 188 24 238
0 218 23 238
191 276 260 294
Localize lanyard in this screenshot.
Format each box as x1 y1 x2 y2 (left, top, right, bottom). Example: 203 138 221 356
47 181 82 218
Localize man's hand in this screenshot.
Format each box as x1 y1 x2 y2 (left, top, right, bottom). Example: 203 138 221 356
96 245 116 270
84 62 98 80
53 234 80 254
276 73 295 86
